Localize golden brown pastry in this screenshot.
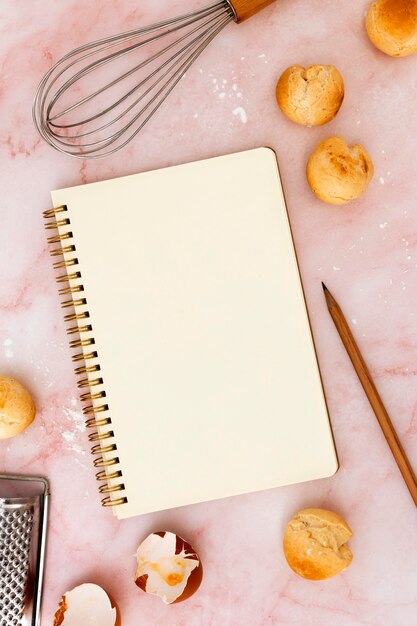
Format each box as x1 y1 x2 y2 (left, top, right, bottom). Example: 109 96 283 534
366 0 417 57
276 65 344 126
306 136 374 205
283 508 353 580
0 376 35 439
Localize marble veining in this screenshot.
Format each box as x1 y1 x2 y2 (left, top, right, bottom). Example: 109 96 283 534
0 0 416 624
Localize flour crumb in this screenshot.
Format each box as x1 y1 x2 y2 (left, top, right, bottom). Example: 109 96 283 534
232 106 248 124
63 405 85 432
379 222 388 229
379 177 385 184
63 430 86 455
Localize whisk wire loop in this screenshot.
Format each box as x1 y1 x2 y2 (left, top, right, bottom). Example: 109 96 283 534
48 14 232 152
47 5 229 125
33 1 235 158
48 9 230 131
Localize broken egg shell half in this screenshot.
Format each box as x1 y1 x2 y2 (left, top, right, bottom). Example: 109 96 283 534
135 531 203 605
53 583 119 626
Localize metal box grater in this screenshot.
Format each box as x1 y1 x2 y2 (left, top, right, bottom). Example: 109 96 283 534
0 475 49 626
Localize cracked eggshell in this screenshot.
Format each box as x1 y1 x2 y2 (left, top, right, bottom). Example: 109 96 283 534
135 531 202 604
53 583 118 626
307 136 374 205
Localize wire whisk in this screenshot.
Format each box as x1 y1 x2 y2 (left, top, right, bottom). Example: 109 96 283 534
33 0 276 159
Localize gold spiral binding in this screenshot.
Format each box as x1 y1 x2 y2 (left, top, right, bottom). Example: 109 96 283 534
43 205 67 219
77 377 103 389
86 417 111 429
92 443 116 455
61 298 87 309
56 271 81 284
102 496 128 507
95 469 121 481
88 430 114 443
45 218 70 230
54 258 78 269
64 311 89 323
75 364 100 376
94 456 119 468
44 206 127 511
62 298 87 309
59 284 84 296
48 232 73 244
67 324 92 336
69 338 95 349
80 390 105 402
83 404 108 415
72 351 97 362
50 245 76 257
99 483 125 495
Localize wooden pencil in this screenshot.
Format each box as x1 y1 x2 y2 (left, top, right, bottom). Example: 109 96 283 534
322 282 417 507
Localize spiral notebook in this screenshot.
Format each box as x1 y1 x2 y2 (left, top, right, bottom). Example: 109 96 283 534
45 148 337 519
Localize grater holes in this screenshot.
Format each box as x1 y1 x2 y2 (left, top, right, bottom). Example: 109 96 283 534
0 508 34 625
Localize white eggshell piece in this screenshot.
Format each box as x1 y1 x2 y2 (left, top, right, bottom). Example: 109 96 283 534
55 583 116 626
136 532 200 604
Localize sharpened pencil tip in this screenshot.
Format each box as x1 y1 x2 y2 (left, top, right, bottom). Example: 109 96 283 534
321 282 328 292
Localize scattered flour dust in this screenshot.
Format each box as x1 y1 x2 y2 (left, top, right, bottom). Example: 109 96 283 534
232 106 248 124
62 398 86 454
62 430 84 454
3 337 13 359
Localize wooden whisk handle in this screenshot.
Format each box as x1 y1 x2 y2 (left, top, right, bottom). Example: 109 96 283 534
228 0 277 23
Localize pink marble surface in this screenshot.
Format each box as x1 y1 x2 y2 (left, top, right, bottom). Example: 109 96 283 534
1 0 417 624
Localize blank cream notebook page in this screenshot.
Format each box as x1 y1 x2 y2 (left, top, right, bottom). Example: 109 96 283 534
51 147 337 519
